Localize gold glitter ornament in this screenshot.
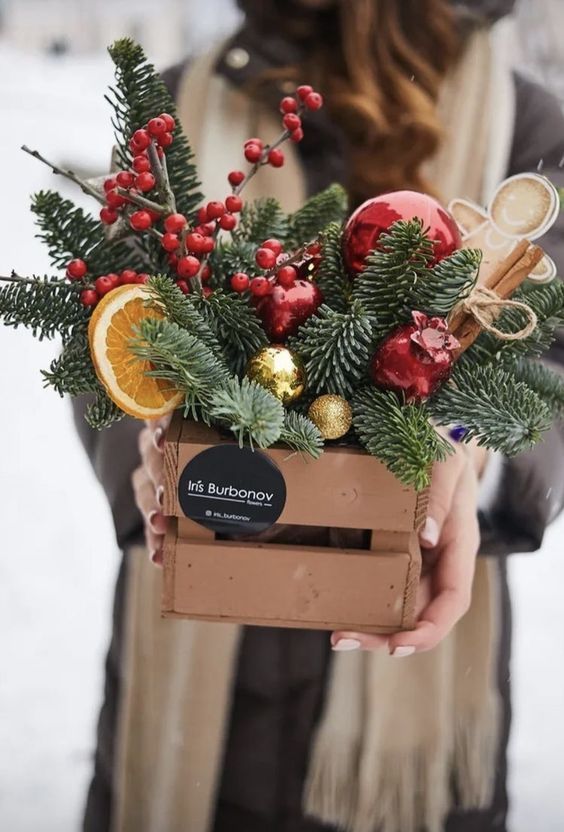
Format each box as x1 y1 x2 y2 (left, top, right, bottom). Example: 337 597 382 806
308 394 352 440
246 345 306 406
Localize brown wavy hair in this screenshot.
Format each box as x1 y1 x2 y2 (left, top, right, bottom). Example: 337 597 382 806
237 0 460 206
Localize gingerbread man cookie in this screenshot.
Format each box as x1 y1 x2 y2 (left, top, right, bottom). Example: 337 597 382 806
448 172 560 284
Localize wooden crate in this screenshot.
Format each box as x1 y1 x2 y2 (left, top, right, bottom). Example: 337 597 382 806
162 414 427 632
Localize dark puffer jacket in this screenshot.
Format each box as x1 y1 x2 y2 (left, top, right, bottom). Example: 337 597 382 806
78 7 564 832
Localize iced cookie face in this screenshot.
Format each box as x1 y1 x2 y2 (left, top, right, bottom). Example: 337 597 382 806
490 173 560 240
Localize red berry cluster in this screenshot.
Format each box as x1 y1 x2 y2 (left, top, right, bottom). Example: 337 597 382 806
99 112 175 229
230 240 321 297
65 258 149 307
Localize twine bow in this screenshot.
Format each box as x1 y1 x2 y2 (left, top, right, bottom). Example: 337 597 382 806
455 286 537 341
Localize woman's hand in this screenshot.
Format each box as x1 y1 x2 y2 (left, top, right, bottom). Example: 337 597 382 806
332 441 484 656
131 415 172 565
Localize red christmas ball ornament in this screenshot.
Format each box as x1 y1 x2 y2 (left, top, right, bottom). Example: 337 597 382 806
370 311 460 402
343 190 462 274
254 279 323 342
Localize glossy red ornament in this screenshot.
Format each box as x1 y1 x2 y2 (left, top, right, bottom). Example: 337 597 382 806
343 190 461 273
370 311 459 402
254 279 323 342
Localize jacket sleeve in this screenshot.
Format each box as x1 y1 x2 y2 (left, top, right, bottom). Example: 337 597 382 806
478 73 564 556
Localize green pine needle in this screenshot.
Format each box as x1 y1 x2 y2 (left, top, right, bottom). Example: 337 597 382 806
509 359 564 418
407 247 481 316
235 197 289 244
279 411 324 458
145 276 222 355
314 222 350 312
289 301 374 397
429 364 552 456
352 219 435 338
42 330 98 396
287 184 348 246
208 376 285 448
85 388 124 430
130 317 230 415
0 274 88 341
191 289 268 375
352 386 451 490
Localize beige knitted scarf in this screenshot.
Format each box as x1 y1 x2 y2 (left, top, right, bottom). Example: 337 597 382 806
113 24 515 832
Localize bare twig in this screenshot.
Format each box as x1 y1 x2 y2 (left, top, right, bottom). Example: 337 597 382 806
21 145 106 205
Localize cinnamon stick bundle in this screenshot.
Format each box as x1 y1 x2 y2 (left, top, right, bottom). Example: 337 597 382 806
448 240 544 355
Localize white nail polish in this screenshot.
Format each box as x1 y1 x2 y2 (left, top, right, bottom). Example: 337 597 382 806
420 517 439 547
332 638 361 652
152 427 164 451
156 485 164 507
148 510 159 531
391 645 416 657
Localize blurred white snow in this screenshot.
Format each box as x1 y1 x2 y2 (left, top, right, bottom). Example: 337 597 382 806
0 18 563 832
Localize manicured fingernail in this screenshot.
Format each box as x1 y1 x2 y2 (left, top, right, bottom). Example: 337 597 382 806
332 638 361 652
420 517 439 547
148 511 160 532
153 427 165 451
151 548 163 566
391 645 416 657
156 485 164 507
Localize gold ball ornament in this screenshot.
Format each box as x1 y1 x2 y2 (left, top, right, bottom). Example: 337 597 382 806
308 394 353 440
246 345 306 406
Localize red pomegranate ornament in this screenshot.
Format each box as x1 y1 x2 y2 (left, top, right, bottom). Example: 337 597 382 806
343 190 462 274
370 311 459 402
254 279 323 342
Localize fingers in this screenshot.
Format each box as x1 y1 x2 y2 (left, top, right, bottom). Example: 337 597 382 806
138 425 166 490
389 459 479 655
331 631 389 652
132 417 171 565
420 443 465 548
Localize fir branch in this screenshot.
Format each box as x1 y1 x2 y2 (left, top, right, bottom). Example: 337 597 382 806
235 197 289 244
208 376 285 448
30 190 142 276
289 301 373 397
210 238 259 286
465 279 564 364
428 364 552 456
279 411 324 458
511 359 564 418
352 386 450 490
314 222 350 312
107 38 202 220
408 248 481 316
286 184 348 246
145 276 222 355
0 273 88 341
352 219 434 338
42 329 98 396
130 317 229 414
85 388 125 430
191 289 268 375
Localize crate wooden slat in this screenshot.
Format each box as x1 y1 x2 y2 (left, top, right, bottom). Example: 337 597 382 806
162 413 426 632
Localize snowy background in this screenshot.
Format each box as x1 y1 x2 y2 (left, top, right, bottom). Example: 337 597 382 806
0 1 563 830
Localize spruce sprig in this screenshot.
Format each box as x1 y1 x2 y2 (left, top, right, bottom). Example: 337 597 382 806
512 359 564 416
130 318 230 415
289 301 373 397
286 184 348 246
279 411 324 458
314 222 350 312
208 377 285 448
353 386 451 490
352 219 435 338
429 364 552 455
407 247 481 316
0 274 88 341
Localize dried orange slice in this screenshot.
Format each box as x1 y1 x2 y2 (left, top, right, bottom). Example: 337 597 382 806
88 284 183 419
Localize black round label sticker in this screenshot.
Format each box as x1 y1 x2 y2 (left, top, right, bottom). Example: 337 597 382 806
178 444 287 535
